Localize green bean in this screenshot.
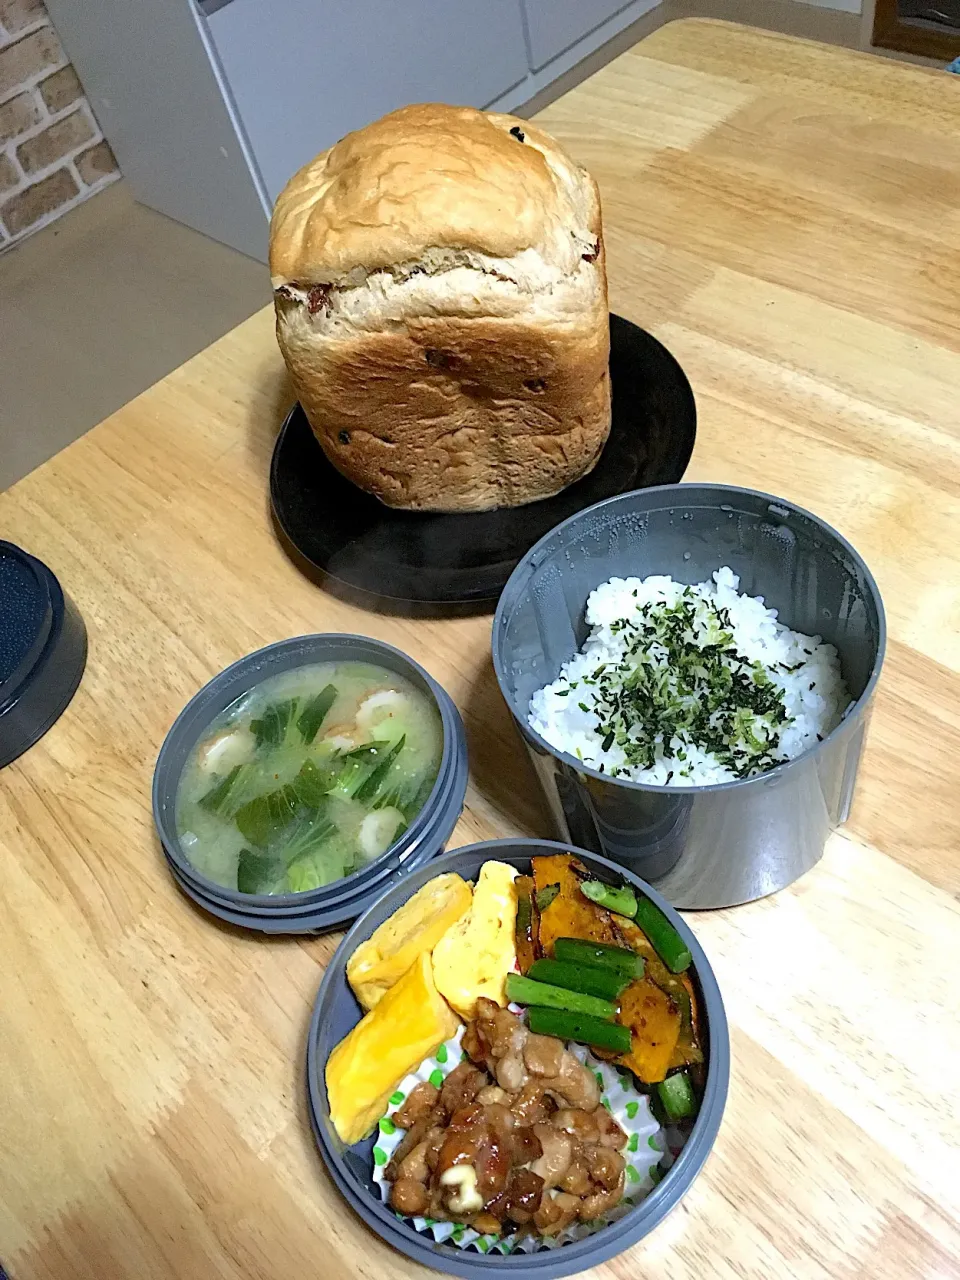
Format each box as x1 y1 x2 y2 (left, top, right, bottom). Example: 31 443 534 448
657 1070 698 1120
526 1007 632 1055
581 879 639 918
515 889 536 975
633 896 692 974
528 958 629 1001
553 937 644 979
505 974 615 1020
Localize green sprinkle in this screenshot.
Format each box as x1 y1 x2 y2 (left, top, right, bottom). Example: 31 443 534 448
648 1134 660 1150
389 1091 404 1105
625 1101 639 1119
379 1117 395 1135
594 1071 604 1089
429 1069 444 1089
602 1096 612 1111
423 1218 437 1227
436 1044 449 1064
625 1164 641 1184
650 1164 664 1185
563 589 796 780
373 1147 388 1166
627 1133 639 1153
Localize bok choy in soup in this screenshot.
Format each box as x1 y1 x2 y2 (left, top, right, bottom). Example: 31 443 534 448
176 662 443 894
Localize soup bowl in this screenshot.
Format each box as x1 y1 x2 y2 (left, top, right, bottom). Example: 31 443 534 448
492 485 885 908
153 634 469 932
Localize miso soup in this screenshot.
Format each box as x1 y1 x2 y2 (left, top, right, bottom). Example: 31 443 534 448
176 662 443 894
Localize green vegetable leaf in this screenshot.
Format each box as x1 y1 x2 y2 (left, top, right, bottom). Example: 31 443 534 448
198 763 255 816
279 815 337 867
536 882 560 911
404 773 436 820
339 741 382 760
354 735 406 804
296 685 337 745
331 740 398 799
293 758 338 808
249 699 299 750
237 848 284 894
286 856 324 894
374 771 435 823
198 765 240 815
234 783 300 847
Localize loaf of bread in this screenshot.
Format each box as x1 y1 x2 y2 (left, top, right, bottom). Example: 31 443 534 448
269 103 611 512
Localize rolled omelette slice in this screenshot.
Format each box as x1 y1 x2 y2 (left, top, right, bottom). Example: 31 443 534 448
432 860 519 1020
326 951 460 1145
346 872 472 1012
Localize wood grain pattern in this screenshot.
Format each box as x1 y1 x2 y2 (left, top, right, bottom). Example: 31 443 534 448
1 21 958 1279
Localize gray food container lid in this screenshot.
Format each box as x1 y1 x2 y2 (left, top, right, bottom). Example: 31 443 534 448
307 838 730 1278
152 634 469 933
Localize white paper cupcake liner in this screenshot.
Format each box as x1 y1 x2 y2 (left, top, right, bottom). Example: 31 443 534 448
372 1024 676 1254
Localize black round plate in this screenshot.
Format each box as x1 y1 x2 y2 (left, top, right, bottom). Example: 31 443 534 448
270 314 696 606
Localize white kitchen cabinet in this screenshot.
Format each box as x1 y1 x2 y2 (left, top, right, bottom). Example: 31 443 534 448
44 0 273 261
46 0 664 262
205 0 529 202
521 0 637 69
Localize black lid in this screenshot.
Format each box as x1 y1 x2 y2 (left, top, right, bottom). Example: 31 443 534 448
0 541 87 769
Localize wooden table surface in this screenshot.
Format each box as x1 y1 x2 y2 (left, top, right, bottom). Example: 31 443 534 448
2 19 959 1280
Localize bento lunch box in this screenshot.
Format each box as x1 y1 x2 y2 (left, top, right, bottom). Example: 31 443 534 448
306 838 730 1278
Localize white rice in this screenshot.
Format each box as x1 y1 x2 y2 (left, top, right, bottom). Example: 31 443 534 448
528 568 851 787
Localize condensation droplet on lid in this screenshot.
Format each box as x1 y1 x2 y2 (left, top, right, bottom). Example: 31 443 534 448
682 551 691 561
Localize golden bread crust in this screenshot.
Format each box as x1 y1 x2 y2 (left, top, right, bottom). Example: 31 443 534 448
270 103 611 512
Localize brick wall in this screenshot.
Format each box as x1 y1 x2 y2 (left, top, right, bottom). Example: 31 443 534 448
0 0 119 249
